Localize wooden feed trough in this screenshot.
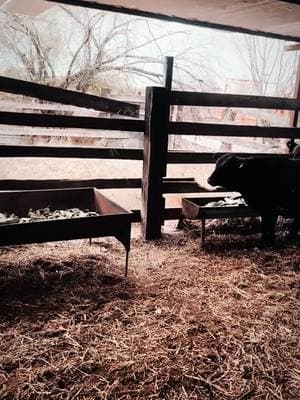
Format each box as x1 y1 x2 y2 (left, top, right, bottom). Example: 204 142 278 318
0 188 133 276
181 196 260 246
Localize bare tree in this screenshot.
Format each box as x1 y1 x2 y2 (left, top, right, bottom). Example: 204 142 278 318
0 6 210 94
234 35 299 97
59 6 210 93
0 10 56 84
234 35 299 150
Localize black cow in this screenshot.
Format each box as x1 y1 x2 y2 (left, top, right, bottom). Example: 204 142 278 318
208 154 300 246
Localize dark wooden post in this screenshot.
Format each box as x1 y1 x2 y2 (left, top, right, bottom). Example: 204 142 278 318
288 56 300 152
142 86 170 240
163 57 177 150
163 57 174 90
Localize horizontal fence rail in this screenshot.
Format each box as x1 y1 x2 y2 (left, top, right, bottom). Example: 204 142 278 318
0 76 139 117
169 122 300 138
1 113 298 139
167 151 290 164
0 177 208 193
170 90 300 110
0 146 291 164
0 178 141 191
0 145 144 160
0 112 144 131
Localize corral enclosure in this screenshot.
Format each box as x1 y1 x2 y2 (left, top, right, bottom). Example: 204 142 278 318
0 0 300 399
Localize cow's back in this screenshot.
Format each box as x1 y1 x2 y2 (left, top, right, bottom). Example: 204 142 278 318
240 157 300 212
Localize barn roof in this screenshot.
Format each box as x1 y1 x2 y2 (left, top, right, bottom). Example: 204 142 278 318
1 0 300 43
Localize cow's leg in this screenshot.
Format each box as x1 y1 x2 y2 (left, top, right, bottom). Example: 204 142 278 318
287 215 300 242
260 213 278 247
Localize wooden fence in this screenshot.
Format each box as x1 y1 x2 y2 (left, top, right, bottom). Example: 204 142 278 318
0 75 300 239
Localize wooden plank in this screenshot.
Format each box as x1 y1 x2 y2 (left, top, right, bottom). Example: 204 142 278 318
0 177 196 191
167 151 289 164
170 91 300 110
0 145 143 160
0 112 144 131
169 121 300 138
142 86 170 239
164 177 195 182
0 98 144 115
46 0 300 43
1 146 287 164
163 57 174 90
0 178 142 191
0 76 139 117
288 59 300 152
291 59 300 128
0 99 103 114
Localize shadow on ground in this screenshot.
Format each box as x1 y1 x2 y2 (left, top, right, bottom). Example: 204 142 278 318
0 254 137 324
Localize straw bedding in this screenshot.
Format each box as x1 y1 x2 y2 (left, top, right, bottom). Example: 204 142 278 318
0 223 299 399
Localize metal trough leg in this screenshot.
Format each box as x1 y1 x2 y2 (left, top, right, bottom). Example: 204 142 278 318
125 250 129 277
176 213 185 230
201 218 206 247
89 238 92 245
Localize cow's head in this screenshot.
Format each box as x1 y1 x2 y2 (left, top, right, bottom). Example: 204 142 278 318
207 154 245 190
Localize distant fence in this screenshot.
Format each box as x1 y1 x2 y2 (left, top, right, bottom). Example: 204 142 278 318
0 94 145 117
0 92 145 147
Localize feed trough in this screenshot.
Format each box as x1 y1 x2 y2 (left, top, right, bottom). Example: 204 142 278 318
0 188 133 276
181 196 259 246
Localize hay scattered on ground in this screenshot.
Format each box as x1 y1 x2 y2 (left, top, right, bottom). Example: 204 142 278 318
0 226 299 399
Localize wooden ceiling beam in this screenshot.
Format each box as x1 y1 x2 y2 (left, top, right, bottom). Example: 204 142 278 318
46 0 300 43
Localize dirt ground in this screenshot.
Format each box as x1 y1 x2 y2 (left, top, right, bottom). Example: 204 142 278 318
0 220 299 400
